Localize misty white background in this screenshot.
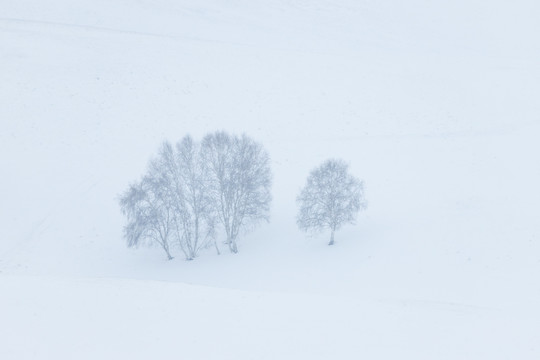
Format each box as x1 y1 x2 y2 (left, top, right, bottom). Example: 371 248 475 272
1 1 539 358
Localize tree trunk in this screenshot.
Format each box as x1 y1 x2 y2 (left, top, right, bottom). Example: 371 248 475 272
162 243 174 260
229 238 238 253
214 240 221 255
328 229 335 246
227 235 233 252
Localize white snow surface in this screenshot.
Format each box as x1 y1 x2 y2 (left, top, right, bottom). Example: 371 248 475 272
1 0 540 358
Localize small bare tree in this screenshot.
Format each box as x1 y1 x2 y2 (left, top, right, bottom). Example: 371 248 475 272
297 159 366 245
201 131 272 253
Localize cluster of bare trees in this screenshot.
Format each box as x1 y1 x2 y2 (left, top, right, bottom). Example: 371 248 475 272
120 132 366 260
119 131 271 260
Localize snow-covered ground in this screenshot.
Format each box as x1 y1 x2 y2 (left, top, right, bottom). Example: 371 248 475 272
1 0 539 358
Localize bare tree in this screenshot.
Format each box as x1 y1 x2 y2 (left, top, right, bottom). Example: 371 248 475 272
169 136 219 259
119 163 175 260
297 159 366 245
201 131 272 253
